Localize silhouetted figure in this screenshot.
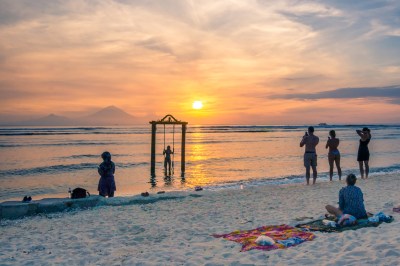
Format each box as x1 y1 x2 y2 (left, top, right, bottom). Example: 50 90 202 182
98 151 116 197
300 126 319 185
356 127 371 179
326 130 342 181
163 145 174 176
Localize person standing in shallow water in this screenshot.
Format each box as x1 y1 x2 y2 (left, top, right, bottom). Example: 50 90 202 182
300 126 319 185
326 130 342 181
356 127 371 179
163 145 174 176
98 151 116 197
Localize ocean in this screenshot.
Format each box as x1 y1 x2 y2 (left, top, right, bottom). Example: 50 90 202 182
1 125 399 201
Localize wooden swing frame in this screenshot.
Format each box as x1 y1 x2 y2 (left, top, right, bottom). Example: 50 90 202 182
149 114 188 178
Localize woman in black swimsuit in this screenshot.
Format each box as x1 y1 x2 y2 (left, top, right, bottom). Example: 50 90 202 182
356 127 371 179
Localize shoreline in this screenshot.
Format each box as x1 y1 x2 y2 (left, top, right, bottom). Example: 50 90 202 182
1 173 399 265
2 164 400 203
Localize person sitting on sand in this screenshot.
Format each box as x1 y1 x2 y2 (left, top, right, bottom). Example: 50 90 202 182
300 126 319 185
98 151 116 197
163 145 174 176
326 174 368 225
326 130 342 181
356 127 371 179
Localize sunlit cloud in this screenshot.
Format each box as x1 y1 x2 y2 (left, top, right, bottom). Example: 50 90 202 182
0 0 399 124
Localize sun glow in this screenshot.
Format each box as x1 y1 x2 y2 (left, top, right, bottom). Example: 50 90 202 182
192 101 203 110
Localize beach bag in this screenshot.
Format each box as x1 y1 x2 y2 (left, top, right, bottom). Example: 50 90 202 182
71 187 90 199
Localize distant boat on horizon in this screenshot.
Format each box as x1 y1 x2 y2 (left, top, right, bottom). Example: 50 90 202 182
318 123 328 126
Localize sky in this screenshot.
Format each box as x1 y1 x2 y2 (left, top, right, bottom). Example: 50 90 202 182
0 0 400 124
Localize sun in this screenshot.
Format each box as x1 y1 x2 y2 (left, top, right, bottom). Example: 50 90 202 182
192 101 203 110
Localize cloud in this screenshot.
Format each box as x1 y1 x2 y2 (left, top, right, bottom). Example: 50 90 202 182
269 85 400 103
282 74 325 81
0 0 68 26
0 0 400 123
135 37 174 55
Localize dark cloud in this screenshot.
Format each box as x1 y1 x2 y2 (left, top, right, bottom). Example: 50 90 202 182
324 0 392 12
136 38 174 55
0 0 68 26
269 85 400 103
278 12 346 31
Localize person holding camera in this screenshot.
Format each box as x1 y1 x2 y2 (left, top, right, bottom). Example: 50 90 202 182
326 130 342 181
356 127 371 179
98 151 116 197
300 126 319 185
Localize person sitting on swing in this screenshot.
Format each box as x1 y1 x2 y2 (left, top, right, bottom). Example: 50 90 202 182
163 145 174 176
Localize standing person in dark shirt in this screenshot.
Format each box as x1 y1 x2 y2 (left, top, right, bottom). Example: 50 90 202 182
357 127 371 179
98 151 116 197
300 126 319 185
325 174 368 222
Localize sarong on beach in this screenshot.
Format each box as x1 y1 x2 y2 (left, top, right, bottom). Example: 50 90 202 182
212 224 315 252
295 215 393 233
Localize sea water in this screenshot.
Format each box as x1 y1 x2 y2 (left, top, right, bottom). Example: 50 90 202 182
0 125 399 201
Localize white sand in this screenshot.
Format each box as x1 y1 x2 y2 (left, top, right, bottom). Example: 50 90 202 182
1 174 399 266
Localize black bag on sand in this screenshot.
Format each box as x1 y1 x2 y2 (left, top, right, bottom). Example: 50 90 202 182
71 188 90 199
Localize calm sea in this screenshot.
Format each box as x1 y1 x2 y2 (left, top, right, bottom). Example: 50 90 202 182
1 125 399 201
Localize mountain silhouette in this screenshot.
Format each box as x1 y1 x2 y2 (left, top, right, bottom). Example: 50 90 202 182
6 106 139 126
78 106 137 125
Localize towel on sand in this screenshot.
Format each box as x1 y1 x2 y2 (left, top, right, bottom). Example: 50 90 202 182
296 215 393 233
213 224 315 252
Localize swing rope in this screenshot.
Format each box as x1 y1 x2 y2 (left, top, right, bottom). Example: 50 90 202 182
163 124 166 174
162 124 176 176
163 124 166 151
172 124 175 174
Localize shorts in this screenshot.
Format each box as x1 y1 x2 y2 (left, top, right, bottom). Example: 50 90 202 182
304 152 317 167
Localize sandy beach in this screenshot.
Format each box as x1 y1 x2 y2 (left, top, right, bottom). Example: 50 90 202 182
1 173 399 266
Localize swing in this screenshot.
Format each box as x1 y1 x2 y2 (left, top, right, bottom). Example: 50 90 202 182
149 114 187 178
163 124 175 176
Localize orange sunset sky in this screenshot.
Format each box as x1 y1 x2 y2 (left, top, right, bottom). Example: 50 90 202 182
0 0 400 124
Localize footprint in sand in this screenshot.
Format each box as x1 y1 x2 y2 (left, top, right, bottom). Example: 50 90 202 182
119 225 145 235
385 249 400 257
348 250 368 257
